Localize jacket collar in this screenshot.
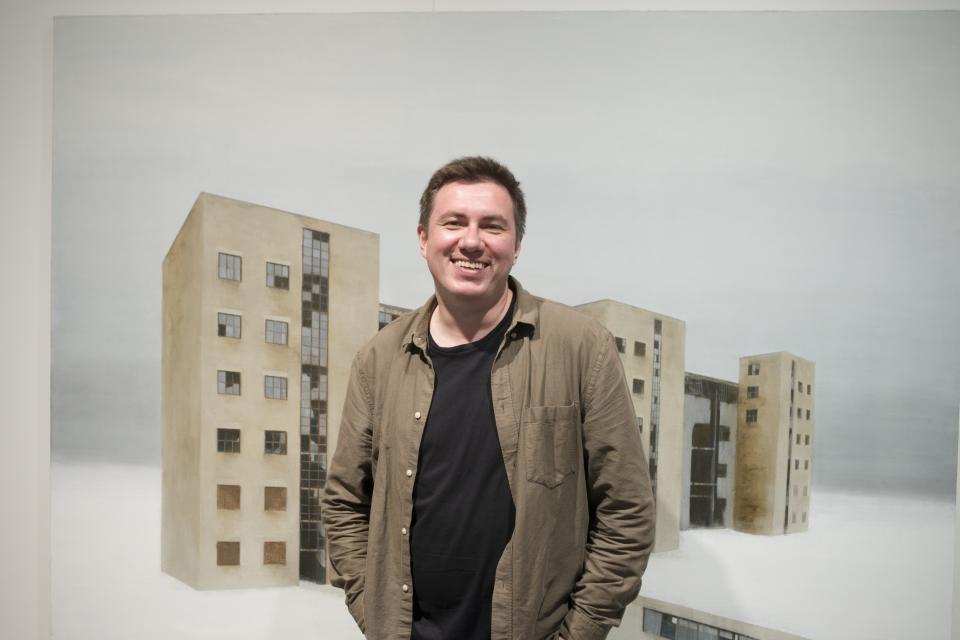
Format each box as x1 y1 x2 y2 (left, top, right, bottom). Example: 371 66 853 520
402 276 539 352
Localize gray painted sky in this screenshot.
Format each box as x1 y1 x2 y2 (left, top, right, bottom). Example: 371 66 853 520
52 12 960 497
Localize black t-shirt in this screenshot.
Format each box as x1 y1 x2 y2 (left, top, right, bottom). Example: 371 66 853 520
410 301 517 640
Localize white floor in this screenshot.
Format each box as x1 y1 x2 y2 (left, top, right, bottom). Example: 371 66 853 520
52 462 953 639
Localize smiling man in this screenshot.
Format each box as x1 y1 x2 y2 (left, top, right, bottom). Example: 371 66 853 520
323 156 655 640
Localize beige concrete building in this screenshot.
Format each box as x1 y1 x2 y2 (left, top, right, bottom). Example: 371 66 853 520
611 596 811 640
161 193 379 589
734 352 816 535
378 302 410 330
576 300 686 552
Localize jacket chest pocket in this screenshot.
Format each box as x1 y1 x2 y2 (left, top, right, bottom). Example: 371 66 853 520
523 404 580 489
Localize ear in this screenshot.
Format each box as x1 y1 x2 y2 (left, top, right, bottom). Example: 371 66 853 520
513 234 522 262
418 224 428 259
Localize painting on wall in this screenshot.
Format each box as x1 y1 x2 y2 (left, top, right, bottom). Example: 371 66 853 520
51 11 959 640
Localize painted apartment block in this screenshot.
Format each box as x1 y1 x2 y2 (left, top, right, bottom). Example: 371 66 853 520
682 373 739 530
609 596 810 640
576 300 686 552
161 193 379 589
734 352 816 535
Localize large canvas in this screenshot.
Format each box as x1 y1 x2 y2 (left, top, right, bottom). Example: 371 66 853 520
51 11 960 639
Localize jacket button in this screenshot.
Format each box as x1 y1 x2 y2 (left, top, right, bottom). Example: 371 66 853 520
510 331 517 339
414 411 421 420
405 469 413 477
402 584 409 593
401 527 408 535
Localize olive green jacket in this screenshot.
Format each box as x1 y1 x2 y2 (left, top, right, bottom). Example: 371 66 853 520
322 278 655 640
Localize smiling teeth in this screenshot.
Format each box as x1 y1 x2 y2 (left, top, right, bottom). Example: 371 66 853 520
454 260 485 270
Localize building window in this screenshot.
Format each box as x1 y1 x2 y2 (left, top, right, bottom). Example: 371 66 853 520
802 511 807 523
798 381 803 392
632 378 644 395
718 425 731 442
265 430 287 455
217 484 240 510
217 312 241 338
804 459 809 470
634 341 646 356
217 541 240 566
218 370 241 395
264 541 286 565
805 434 810 445
264 486 287 511
266 262 289 289
797 407 802 418
747 363 760 375
716 463 727 478
264 375 288 400
217 428 241 453
747 385 759 398
792 512 797 524
218 252 241 281
807 383 812 394
806 409 811 420
796 434 801 445
795 459 800 470
265 319 288 345
637 417 643 433
614 337 625 353
746 409 758 423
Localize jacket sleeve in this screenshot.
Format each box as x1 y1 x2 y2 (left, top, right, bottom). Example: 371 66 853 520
561 331 656 640
321 353 376 633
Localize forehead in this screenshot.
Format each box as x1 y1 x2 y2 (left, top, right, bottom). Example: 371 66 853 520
431 181 515 223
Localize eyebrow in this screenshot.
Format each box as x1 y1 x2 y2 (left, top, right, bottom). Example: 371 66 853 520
436 212 510 225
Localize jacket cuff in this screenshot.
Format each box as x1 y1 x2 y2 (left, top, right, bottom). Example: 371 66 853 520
561 606 610 640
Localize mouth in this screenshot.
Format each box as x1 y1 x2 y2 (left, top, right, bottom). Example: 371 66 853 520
452 259 488 272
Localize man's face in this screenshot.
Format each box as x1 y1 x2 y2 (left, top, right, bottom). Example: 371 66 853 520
418 180 521 308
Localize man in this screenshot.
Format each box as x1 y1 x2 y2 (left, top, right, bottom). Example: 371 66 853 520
322 157 655 640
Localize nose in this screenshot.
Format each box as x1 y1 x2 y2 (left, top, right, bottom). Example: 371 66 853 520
459 224 482 254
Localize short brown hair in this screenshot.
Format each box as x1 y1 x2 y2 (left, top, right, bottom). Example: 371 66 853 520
419 156 527 239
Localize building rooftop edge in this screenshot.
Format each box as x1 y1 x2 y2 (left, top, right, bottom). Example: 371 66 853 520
574 298 685 323
685 371 738 386
196 191 380 238
740 350 814 363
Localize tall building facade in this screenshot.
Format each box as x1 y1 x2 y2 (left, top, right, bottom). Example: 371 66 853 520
682 373 738 530
734 352 816 535
378 303 410 330
161 193 379 589
576 300 686 552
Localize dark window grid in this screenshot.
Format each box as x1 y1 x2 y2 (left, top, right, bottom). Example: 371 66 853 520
614 337 626 353
632 379 644 394
747 385 759 398
747 363 760 375
798 381 803 392
264 541 286 565
218 253 241 281
805 435 811 445
806 409 811 420
746 409 758 423
218 370 241 395
217 312 241 338
807 384 812 395
217 428 241 453
265 430 287 454
264 375 288 400
266 262 290 289
266 319 289 345
634 341 646 356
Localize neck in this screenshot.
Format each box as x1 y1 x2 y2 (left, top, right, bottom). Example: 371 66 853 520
430 284 513 348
